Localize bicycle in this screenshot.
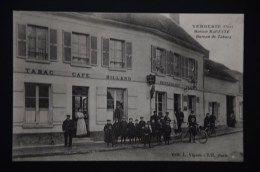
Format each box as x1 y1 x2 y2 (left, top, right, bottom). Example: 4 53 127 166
180 122 208 144
204 123 217 137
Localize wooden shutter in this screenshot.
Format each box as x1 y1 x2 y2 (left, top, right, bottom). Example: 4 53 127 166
17 24 27 58
90 36 98 65
49 29 57 61
166 51 171 75
170 51 174 75
195 60 198 81
125 42 132 69
86 36 91 65
151 45 157 72
101 37 109 67
196 96 200 103
62 31 71 62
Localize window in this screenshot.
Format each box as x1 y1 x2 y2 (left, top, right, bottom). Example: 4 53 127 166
173 53 182 77
181 56 189 79
17 24 58 62
25 83 51 125
72 33 90 65
107 88 124 110
151 46 166 74
188 58 195 80
62 31 97 66
155 92 166 117
110 39 124 69
28 25 48 61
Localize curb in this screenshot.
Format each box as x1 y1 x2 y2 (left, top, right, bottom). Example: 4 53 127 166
13 129 243 159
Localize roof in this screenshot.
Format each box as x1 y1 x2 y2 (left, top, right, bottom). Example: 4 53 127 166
204 59 238 82
77 13 209 56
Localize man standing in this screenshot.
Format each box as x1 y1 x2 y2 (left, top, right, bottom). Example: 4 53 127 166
175 108 184 132
209 113 217 129
150 111 158 122
204 113 211 130
114 105 123 122
62 114 74 147
188 111 197 143
164 112 171 123
139 117 146 143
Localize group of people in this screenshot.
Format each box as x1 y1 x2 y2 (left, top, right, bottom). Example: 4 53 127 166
104 111 173 148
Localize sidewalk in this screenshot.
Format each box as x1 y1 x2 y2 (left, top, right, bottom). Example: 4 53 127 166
12 126 243 159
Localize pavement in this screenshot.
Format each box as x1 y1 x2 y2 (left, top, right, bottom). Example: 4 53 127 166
12 126 243 159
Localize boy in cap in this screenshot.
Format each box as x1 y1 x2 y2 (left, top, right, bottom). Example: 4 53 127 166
150 111 158 122
163 120 172 145
164 112 171 123
156 118 163 144
143 123 152 148
134 119 141 143
112 118 120 144
139 117 146 143
62 114 74 147
104 119 115 147
120 117 128 144
127 118 135 144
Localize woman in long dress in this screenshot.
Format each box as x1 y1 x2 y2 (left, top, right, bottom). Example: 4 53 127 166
76 108 88 136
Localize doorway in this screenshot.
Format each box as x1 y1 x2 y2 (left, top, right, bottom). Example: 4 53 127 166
226 96 235 126
72 86 89 137
174 94 181 113
188 95 196 114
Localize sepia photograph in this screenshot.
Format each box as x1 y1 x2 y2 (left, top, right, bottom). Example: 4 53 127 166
12 11 244 161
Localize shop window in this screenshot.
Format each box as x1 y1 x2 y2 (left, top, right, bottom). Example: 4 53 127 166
155 92 167 117
25 83 51 125
107 88 124 110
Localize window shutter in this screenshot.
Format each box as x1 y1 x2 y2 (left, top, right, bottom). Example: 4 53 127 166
86 36 91 65
63 31 71 62
195 60 198 81
90 36 98 65
122 41 126 68
49 29 57 61
170 51 174 75
166 51 170 75
101 37 109 67
125 41 132 69
17 24 27 58
151 45 157 72
181 56 185 78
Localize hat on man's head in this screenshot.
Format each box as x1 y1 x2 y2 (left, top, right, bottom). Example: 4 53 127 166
153 111 157 113
66 114 70 117
166 111 169 114
107 119 111 122
135 119 139 121
140 116 144 119
129 118 133 120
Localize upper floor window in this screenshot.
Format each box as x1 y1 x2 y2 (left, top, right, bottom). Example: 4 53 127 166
63 31 97 67
102 38 132 70
151 45 166 74
17 24 58 62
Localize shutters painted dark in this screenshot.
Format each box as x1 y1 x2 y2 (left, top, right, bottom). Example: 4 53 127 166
50 29 57 61
195 60 198 81
63 31 71 62
151 45 157 72
166 51 171 75
161 50 166 74
125 42 132 69
101 37 109 67
90 36 98 65
17 24 27 57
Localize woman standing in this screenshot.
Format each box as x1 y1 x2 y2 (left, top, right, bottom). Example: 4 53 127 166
76 108 88 137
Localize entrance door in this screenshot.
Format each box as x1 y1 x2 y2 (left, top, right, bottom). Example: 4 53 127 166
188 95 196 114
72 86 89 137
226 96 235 126
174 94 181 113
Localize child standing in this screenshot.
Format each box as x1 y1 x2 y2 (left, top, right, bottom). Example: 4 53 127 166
104 120 115 147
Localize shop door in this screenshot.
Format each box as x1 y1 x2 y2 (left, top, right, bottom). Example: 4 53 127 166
188 95 196 114
72 86 89 137
174 94 181 113
226 96 235 126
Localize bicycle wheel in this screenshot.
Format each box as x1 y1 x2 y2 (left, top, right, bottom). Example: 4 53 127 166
197 130 208 144
181 130 190 143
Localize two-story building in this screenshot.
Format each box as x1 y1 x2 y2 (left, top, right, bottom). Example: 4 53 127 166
14 12 241 147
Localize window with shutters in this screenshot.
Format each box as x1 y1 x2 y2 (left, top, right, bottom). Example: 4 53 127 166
173 53 182 77
102 38 132 70
24 83 52 127
17 24 58 63
72 32 90 65
182 56 189 79
154 48 166 74
110 39 124 69
27 25 48 61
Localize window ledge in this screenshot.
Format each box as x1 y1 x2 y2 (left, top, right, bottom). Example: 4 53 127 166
108 68 127 72
22 123 54 129
26 59 51 64
70 63 92 68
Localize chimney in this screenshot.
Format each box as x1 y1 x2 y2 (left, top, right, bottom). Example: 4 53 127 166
169 14 180 25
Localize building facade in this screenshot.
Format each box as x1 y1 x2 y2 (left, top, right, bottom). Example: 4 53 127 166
13 12 242 146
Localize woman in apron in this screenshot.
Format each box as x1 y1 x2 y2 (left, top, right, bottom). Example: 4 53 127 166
76 108 88 137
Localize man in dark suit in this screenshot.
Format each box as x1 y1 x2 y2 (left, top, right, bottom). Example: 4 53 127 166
150 111 158 122
62 114 74 147
114 105 123 122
